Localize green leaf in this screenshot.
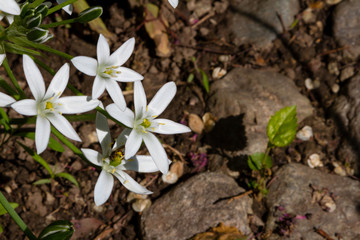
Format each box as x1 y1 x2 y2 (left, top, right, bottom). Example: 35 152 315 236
4 42 41 56
17 142 54 177
0 79 19 98
267 105 298 147
15 131 65 153
199 69 209 93
38 220 74 240
0 108 11 131
55 172 79 187
33 178 52 185
187 73 194 83
0 202 18 216
0 224 3 234
248 153 263 171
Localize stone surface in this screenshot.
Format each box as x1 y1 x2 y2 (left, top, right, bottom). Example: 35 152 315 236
229 0 300 47
207 68 313 155
141 172 253 240
332 74 360 172
265 163 360 239
333 0 360 59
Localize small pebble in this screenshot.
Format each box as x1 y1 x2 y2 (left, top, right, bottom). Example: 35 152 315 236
202 112 216 132
326 0 342 5
320 195 336 212
132 199 151 213
296 125 313 141
219 55 231 63
307 153 323 168
212 67 227 79
305 78 314 90
328 62 339 76
340 66 354 82
302 8 316 23
4 186 12 194
331 83 340 93
333 162 346 176
188 113 204 134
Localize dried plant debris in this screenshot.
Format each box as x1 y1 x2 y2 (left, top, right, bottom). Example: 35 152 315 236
310 184 336 213
191 222 247 240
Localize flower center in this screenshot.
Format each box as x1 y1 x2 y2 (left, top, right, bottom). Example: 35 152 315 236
37 93 62 117
140 118 151 128
109 149 124 167
45 101 54 110
102 65 121 78
103 161 116 174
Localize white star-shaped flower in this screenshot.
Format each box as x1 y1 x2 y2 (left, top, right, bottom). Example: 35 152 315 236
56 0 73 15
82 112 165 206
71 34 143 110
106 81 190 174
0 0 20 24
12 55 99 154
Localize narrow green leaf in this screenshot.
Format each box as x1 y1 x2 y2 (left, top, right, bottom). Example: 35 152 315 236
15 131 65 153
0 79 19 99
17 142 54 177
38 220 74 240
0 202 18 216
0 108 11 131
0 224 3 233
55 172 79 187
33 178 52 185
199 69 209 93
267 105 298 147
187 73 194 83
4 42 42 56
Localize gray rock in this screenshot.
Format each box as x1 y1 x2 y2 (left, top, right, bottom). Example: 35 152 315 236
207 68 313 155
333 0 360 59
332 74 360 172
141 172 253 240
229 0 300 47
265 163 360 240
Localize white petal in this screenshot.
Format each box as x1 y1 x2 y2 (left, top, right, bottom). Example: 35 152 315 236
123 155 166 173
97 34 110 65
168 0 178 8
71 56 97 76
94 170 114 206
113 128 131 150
95 112 111 155
11 99 37 116
92 75 106 99
35 116 51 154
0 92 15 107
6 15 14 24
56 0 72 14
148 82 176 116
106 104 134 128
57 96 99 114
44 63 69 99
23 55 45 101
114 171 152 195
109 38 135 66
0 0 20 15
124 129 142 159
0 54 5 66
47 114 81 142
105 80 126 111
81 148 103 166
152 119 191 134
116 67 143 82
134 81 147 118
142 132 169 174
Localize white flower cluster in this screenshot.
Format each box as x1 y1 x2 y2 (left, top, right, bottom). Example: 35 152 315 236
0 0 186 206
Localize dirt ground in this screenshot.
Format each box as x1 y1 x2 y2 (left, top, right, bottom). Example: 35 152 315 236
0 0 357 239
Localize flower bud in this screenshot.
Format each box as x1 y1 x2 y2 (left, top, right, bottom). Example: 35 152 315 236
20 2 30 18
35 4 49 18
76 6 103 23
27 27 52 43
38 220 74 240
24 13 42 28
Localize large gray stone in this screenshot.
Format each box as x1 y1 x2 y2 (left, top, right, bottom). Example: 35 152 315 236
141 172 253 240
265 163 360 239
207 68 313 155
229 0 300 47
333 0 360 59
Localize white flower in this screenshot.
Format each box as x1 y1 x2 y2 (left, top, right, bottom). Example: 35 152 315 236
71 34 143 111
0 0 20 24
12 55 99 154
56 0 73 15
106 81 190 174
82 112 164 206
168 0 178 8
0 54 5 66
0 92 15 107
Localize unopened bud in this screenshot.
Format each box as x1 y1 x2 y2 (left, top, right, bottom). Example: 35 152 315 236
27 27 52 43
25 14 42 28
35 4 49 18
76 6 103 23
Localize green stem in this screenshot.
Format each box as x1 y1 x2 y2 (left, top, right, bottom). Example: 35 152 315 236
41 18 77 29
47 0 78 16
0 192 37 240
2 59 27 99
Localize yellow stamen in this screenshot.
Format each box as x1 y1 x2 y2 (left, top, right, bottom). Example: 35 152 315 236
112 168 116 174
159 123 165 125
45 101 53 110
146 106 148 112
124 180 129 184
